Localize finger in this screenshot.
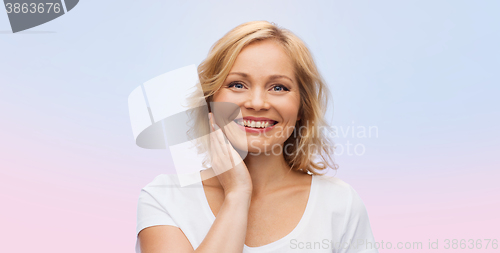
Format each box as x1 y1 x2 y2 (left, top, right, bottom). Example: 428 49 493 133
212 111 230 144
223 137 236 168
209 113 215 132
208 113 220 163
229 145 244 167
209 114 232 174
209 127 226 163
212 120 230 158
211 112 236 170
212 113 241 169
210 130 231 175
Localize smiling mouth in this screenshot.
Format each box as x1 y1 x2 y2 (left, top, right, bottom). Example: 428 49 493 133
233 119 278 129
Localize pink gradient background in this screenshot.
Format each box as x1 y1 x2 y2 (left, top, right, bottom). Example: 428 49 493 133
1 0 499 252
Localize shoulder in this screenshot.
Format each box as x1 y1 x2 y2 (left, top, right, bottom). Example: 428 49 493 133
137 174 199 219
136 174 184 237
139 173 202 201
313 174 356 195
314 177 378 252
312 174 368 214
143 174 180 188
141 173 183 193
138 174 187 206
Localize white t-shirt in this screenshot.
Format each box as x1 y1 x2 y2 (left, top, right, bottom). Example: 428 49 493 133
136 172 379 253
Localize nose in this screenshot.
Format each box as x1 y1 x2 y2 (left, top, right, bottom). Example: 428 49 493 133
243 88 270 111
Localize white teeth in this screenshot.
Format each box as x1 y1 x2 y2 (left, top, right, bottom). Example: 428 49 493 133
236 120 275 128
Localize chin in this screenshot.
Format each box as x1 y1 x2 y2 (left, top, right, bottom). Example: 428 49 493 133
227 134 285 156
249 142 284 156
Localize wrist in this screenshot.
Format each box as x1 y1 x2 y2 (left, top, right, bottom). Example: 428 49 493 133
224 190 252 206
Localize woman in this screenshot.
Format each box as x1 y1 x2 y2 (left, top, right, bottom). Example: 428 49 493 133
136 21 378 253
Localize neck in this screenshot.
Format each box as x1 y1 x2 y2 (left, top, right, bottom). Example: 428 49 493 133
242 149 296 196
201 146 307 197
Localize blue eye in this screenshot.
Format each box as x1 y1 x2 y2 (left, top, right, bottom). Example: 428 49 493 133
228 82 245 89
272 85 289 92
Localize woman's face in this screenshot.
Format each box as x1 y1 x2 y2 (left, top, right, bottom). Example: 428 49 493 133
212 39 301 155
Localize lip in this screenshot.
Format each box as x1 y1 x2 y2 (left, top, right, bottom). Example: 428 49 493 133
234 121 277 133
233 116 278 123
231 116 279 134
241 116 277 122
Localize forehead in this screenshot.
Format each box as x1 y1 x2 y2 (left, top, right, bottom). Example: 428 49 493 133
229 40 295 81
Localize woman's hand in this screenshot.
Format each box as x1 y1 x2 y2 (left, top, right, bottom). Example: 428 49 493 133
209 112 253 196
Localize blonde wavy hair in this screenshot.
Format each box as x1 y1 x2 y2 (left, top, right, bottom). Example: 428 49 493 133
186 20 338 175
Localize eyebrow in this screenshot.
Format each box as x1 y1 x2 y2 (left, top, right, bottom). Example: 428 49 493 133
228 72 293 83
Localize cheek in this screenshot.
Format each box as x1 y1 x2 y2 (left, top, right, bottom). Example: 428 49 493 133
282 100 301 120
275 91 300 108
213 90 240 104
288 93 301 114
